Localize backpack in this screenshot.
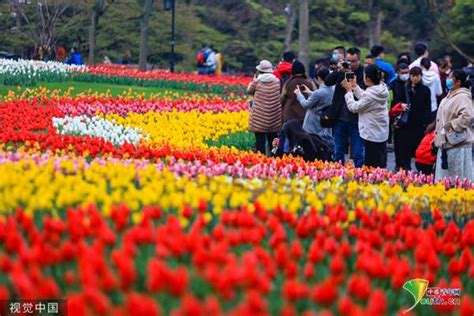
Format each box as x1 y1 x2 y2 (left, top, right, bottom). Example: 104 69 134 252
196 49 212 67
196 51 205 66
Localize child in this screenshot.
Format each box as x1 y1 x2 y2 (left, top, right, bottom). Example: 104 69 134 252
415 123 436 175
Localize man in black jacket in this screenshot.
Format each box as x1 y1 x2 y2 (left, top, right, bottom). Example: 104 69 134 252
388 62 410 145
393 66 432 171
390 63 410 107
324 47 366 167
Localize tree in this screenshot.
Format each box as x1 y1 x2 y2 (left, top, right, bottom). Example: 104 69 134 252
298 0 309 72
368 0 384 47
8 0 73 57
283 1 297 52
426 0 473 63
89 0 115 65
138 0 154 70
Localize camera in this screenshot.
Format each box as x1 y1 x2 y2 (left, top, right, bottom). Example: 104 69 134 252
342 60 351 69
345 72 355 80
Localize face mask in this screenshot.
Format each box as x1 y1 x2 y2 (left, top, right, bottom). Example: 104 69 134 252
331 53 339 62
399 74 409 81
446 78 454 90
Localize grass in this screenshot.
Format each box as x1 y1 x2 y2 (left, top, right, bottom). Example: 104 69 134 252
205 131 255 151
0 81 189 98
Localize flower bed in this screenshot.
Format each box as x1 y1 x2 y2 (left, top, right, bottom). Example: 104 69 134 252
0 153 473 216
0 59 250 95
0 202 473 316
0 65 473 315
0 59 83 86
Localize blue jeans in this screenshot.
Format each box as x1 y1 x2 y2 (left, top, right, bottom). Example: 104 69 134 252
333 120 364 167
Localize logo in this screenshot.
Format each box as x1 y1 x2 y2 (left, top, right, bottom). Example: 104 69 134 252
402 279 429 313
402 279 462 313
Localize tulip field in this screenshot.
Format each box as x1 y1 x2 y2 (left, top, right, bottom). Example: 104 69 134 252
0 59 473 316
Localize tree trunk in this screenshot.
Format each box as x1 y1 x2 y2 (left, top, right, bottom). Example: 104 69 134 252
89 0 111 65
368 0 377 48
298 0 309 73
88 8 98 65
139 0 154 71
375 10 384 46
283 1 297 52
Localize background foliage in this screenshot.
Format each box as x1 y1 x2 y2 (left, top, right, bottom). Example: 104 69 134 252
0 0 472 72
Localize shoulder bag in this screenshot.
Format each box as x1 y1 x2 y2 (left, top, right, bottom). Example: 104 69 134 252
394 84 411 128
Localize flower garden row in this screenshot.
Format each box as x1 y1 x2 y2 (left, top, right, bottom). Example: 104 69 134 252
1 152 473 216
0 196 473 315
0 64 473 315
0 59 250 95
4 92 474 189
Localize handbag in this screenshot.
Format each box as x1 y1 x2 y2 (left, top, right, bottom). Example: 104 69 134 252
394 85 411 128
439 103 468 146
446 129 468 146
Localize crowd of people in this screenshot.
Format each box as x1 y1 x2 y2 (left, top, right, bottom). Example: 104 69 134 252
195 45 223 76
247 43 474 182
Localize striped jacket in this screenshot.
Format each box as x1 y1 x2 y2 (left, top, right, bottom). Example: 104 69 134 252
247 74 282 133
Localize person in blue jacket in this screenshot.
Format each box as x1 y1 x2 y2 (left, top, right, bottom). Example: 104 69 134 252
370 45 396 84
65 47 84 65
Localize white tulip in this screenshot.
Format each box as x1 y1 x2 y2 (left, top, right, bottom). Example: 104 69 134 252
53 115 144 146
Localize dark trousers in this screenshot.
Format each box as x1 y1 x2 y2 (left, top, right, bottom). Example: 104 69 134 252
416 162 434 175
255 132 278 155
363 139 387 168
283 119 304 151
394 128 424 171
333 120 364 168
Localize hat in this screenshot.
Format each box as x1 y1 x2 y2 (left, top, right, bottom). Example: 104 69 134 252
256 60 273 73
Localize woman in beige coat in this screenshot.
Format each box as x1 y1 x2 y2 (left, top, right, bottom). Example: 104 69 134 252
434 69 473 182
247 60 282 154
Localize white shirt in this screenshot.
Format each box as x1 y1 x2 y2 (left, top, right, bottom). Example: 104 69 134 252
410 57 439 74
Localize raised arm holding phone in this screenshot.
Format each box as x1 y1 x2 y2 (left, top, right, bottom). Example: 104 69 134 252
323 47 366 167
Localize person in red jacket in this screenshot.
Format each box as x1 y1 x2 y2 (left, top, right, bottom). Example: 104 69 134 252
274 51 296 87
415 123 436 175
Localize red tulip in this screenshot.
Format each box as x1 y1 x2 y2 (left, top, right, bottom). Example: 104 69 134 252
290 240 303 259
169 266 189 296
64 270 75 285
460 295 474 316
111 250 136 290
280 305 297 316
126 292 161 316
84 287 110 314
348 274 371 300
312 278 338 307
283 279 309 302
330 254 345 275
303 262 315 280
367 289 387 316
67 294 87 316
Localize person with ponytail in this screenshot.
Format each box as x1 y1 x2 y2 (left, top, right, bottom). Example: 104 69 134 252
342 64 389 168
434 69 473 182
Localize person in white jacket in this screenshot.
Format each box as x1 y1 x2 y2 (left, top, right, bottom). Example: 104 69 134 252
205 46 217 75
342 64 389 168
420 57 442 118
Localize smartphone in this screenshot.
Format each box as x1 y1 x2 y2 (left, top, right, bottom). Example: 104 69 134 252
345 72 355 80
